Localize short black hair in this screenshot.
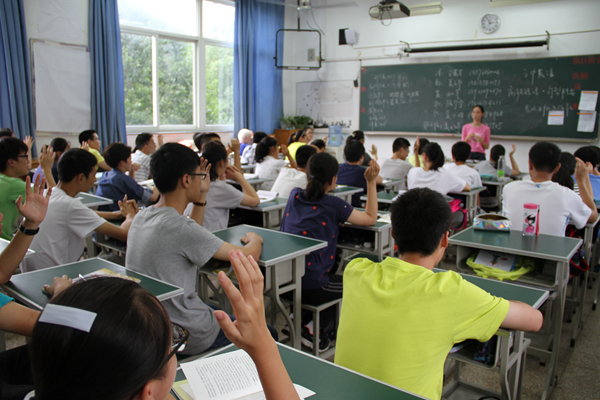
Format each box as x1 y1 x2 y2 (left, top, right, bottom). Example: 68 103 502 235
392 137 410 153
253 131 267 144
451 141 471 162
0 128 14 138
151 143 201 193
194 133 221 152
574 146 600 167
529 141 561 173
417 138 430 155
57 148 98 183
309 139 326 150
490 144 505 163
350 130 365 141
0 137 28 172
201 141 228 181
135 133 153 151
295 144 317 169
78 129 97 145
344 140 365 163
50 138 69 153
103 143 132 169
391 188 451 256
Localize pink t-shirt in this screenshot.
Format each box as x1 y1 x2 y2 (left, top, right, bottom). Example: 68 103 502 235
461 124 491 154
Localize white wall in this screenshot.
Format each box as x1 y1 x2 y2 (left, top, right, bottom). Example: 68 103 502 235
283 0 600 167
23 0 90 153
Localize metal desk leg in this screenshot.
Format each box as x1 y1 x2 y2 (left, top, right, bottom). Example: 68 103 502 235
270 256 303 350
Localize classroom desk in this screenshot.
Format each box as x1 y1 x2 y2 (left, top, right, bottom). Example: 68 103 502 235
513 172 530 181
227 177 273 191
338 209 393 263
240 163 255 173
328 185 363 204
361 190 454 206
380 178 404 192
173 343 423 400
439 268 548 400
449 186 487 225
0 238 34 258
1 258 183 310
480 177 512 212
236 197 288 229
202 225 327 349
76 192 113 208
448 227 581 400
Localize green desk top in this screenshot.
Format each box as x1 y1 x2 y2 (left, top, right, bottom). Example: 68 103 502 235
75 192 113 207
364 191 454 204
2 258 183 310
452 186 487 195
237 197 288 212
175 343 422 400
433 268 548 309
227 177 273 186
449 227 581 262
212 225 327 266
346 209 391 230
0 238 35 258
329 185 363 196
480 177 512 186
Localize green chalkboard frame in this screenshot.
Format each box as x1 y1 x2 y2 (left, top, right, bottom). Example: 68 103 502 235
360 54 600 142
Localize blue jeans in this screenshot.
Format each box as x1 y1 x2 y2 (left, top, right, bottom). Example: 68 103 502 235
207 304 278 350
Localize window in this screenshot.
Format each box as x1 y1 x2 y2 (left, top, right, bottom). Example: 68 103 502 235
118 0 235 131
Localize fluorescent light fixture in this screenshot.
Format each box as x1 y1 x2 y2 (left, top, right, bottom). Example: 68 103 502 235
490 0 561 7
408 1 443 16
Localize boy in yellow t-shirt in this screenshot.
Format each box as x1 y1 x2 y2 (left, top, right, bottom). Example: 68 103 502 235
78 129 111 171
335 187 544 400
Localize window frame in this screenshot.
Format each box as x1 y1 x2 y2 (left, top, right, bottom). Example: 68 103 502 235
119 0 235 133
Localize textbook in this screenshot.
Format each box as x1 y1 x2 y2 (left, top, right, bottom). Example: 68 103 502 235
473 250 517 272
256 190 277 203
72 268 141 283
179 350 315 400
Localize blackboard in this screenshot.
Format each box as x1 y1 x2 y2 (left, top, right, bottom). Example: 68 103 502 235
360 55 600 140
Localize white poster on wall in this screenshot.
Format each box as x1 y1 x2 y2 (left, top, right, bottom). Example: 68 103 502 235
297 81 358 130
33 41 91 133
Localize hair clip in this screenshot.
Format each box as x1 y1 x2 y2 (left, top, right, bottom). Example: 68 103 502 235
38 304 97 332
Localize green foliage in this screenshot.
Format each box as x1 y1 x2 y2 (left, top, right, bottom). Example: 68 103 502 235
205 45 234 125
122 33 153 125
158 39 193 125
280 115 312 129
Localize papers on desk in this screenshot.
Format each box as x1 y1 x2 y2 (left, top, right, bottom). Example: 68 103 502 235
139 179 154 188
72 268 141 283
256 190 277 203
473 250 517 272
244 173 259 180
180 350 315 400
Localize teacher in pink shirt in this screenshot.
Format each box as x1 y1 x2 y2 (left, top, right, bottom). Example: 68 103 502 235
461 105 490 161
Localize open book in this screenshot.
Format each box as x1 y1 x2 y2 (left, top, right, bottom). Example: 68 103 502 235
179 350 315 400
256 190 278 203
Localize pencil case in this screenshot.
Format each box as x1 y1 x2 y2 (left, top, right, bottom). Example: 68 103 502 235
473 214 511 232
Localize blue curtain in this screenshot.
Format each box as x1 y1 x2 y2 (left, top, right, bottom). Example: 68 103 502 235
234 0 284 136
89 0 126 146
0 0 35 153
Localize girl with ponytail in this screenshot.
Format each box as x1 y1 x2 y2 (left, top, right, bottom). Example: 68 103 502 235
407 138 470 195
280 152 379 347
254 137 296 191
286 129 311 161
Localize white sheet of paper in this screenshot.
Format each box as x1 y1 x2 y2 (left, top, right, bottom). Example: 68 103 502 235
579 91 599 111
577 111 597 132
474 250 516 272
256 190 278 203
181 350 315 400
547 110 564 125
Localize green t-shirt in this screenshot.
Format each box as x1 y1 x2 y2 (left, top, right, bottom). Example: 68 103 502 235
0 174 26 240
335 257 509 400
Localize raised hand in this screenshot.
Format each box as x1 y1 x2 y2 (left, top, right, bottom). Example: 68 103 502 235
279 143 290 157
24 136 34 150
80 142 90 151
364 159 380 183
414 136 420 154
510 144 517 155
39 146 55 170
199 157 211 195
370 144 378 160
15 175 51 226
225 164 242 181
118 195 137 218
157 134 164 147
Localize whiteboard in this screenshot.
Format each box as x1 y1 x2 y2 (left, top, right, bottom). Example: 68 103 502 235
32 40 91 132
296 81 359 130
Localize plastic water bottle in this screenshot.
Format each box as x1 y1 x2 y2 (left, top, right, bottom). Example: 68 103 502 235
497 155 505 179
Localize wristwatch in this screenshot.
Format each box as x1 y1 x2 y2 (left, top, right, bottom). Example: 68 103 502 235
193 201 207 207
19 223 40 235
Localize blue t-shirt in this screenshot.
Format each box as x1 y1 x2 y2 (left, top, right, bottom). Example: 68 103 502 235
280 188 354 289
32 163 59 184
571 173 600 199
96 169 151 211
0 292 14 308
240 142 249 155
337 163 367 207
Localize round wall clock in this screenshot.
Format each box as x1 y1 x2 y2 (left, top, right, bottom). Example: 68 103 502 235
481 14 501 34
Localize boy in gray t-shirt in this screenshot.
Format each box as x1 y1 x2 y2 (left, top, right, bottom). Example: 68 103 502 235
125 143 264 355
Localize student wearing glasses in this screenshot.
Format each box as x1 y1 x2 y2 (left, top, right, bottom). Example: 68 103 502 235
126 143 271 356
0 137 33 239
184 141 259 231
29 251 299 400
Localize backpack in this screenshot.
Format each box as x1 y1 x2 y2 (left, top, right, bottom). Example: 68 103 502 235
448 198 468 231
565 226 590 277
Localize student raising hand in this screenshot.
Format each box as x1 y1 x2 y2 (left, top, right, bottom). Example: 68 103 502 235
215 250 299 400
16 175 52 226
364 159 380 183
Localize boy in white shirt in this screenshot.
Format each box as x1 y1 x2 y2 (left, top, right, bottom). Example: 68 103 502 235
22 149 136 272
444 141 483 188
271 145 317 198
379 137 413 190
503 141 597 237
131 132 162 183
